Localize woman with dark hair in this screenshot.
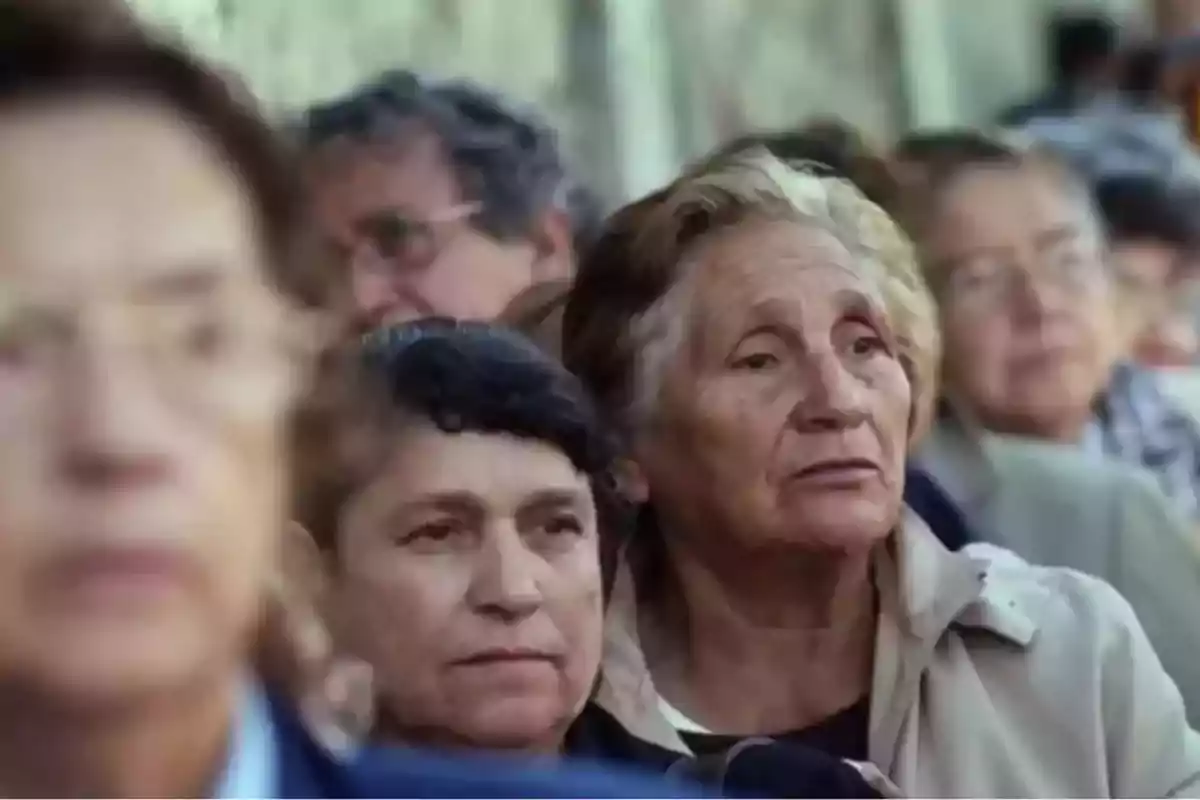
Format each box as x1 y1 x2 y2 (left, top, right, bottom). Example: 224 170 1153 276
0 4 689 797
298 319 626 755
291 318 883 797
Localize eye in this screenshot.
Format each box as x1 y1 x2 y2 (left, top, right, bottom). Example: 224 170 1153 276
730 352 781 371
951 257 1007 293
540 513 584 538
842 318 890 358
399 520 464 548
0 310 67 371
850 335 886 356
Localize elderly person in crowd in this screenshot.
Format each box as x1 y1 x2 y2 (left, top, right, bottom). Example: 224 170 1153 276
287 318 883 798
559 146 1200 796
297 70 595 330
910 139 1200 518
889 131 1200 724
0 6 694 798
800 130 1200 727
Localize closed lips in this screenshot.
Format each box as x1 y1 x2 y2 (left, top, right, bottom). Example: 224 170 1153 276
790 458 880 479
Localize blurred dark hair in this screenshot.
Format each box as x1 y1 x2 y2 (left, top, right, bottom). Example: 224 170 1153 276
299 318 631 597
1095 174 1200 254
893 129 1021 179
1048 12 1119 85
709 119 902 214
1120 43 1166 100
298 69 595 247
0 2 334 311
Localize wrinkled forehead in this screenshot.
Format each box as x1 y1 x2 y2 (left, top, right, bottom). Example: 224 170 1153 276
0 94 267 302
678 217 888 336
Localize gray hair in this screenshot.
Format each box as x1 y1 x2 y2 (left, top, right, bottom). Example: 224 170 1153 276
296 69 596 246
562 149 940 447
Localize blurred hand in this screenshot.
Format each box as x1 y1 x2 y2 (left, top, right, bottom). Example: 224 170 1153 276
256 523 375 755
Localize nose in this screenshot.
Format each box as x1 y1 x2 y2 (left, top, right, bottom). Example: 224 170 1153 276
787 351 869 432
348 253 400 331
467 526 543 622
57 333 173 492
1010 264 1064 323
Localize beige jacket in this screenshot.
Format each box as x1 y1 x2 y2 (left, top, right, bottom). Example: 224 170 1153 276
595 510 1200 797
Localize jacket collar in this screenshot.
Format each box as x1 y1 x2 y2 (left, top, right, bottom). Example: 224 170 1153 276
594 508 1041 758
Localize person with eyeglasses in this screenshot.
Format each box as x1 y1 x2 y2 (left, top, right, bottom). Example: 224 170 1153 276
904 136 1200 726
297 71 596 332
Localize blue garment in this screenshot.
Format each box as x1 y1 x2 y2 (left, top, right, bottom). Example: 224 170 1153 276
1084 361 1200 519
266 692 705 798
214 681 278 799
904 465 973 551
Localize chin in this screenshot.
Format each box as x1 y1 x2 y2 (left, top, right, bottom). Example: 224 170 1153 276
28 627 220 711
777 495 898 549
458 696 569 753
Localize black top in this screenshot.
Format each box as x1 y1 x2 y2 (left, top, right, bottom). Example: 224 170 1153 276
680 696 871 763
566 701 881 798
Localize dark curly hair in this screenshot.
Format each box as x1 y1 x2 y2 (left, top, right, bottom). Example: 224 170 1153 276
298 318 631 598
297 69 598 249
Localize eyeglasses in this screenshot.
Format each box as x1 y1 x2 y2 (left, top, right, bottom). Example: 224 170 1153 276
938 246 1106 309
345 203 480 279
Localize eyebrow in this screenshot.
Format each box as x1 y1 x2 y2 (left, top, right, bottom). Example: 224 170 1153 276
1033 224 1081 250
395 490 483 515
132 265 225 303
519 487 588 514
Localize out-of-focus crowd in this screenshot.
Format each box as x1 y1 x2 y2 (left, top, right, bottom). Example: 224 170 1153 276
2 1 1200 797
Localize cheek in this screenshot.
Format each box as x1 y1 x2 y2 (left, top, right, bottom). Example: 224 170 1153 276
419 238 536 320
943 311 1009 389
335 558 467 687
537 544 605 717
670 379 786 477
872 364 913 455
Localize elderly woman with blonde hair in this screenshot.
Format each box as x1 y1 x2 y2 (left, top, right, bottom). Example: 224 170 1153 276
559 147 1200 797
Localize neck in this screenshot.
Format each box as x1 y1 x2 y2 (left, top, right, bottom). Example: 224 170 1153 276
374 707 568 759
982 409 1089 443
644 530 877 735
0 673 238 798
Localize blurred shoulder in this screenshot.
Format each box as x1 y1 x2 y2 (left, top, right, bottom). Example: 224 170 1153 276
348 744 705 799
985 434 1132 489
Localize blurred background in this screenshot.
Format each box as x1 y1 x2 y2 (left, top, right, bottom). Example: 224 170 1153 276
125 0 1187 205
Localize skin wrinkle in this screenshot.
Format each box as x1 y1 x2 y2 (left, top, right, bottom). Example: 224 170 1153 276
561 151 937 739
635 219 909 735
329 424 604 755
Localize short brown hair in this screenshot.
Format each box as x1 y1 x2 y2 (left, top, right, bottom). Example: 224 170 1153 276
0 2 357 557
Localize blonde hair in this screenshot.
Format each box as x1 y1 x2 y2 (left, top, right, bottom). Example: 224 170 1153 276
562 147 940 447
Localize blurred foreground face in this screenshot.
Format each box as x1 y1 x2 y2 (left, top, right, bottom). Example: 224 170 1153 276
0 95 298 704
332 423 603 751
926 165 1112 439
638 220 911 552
308 131 545 329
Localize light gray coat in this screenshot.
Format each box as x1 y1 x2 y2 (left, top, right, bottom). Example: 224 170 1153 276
917 419 1200 728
